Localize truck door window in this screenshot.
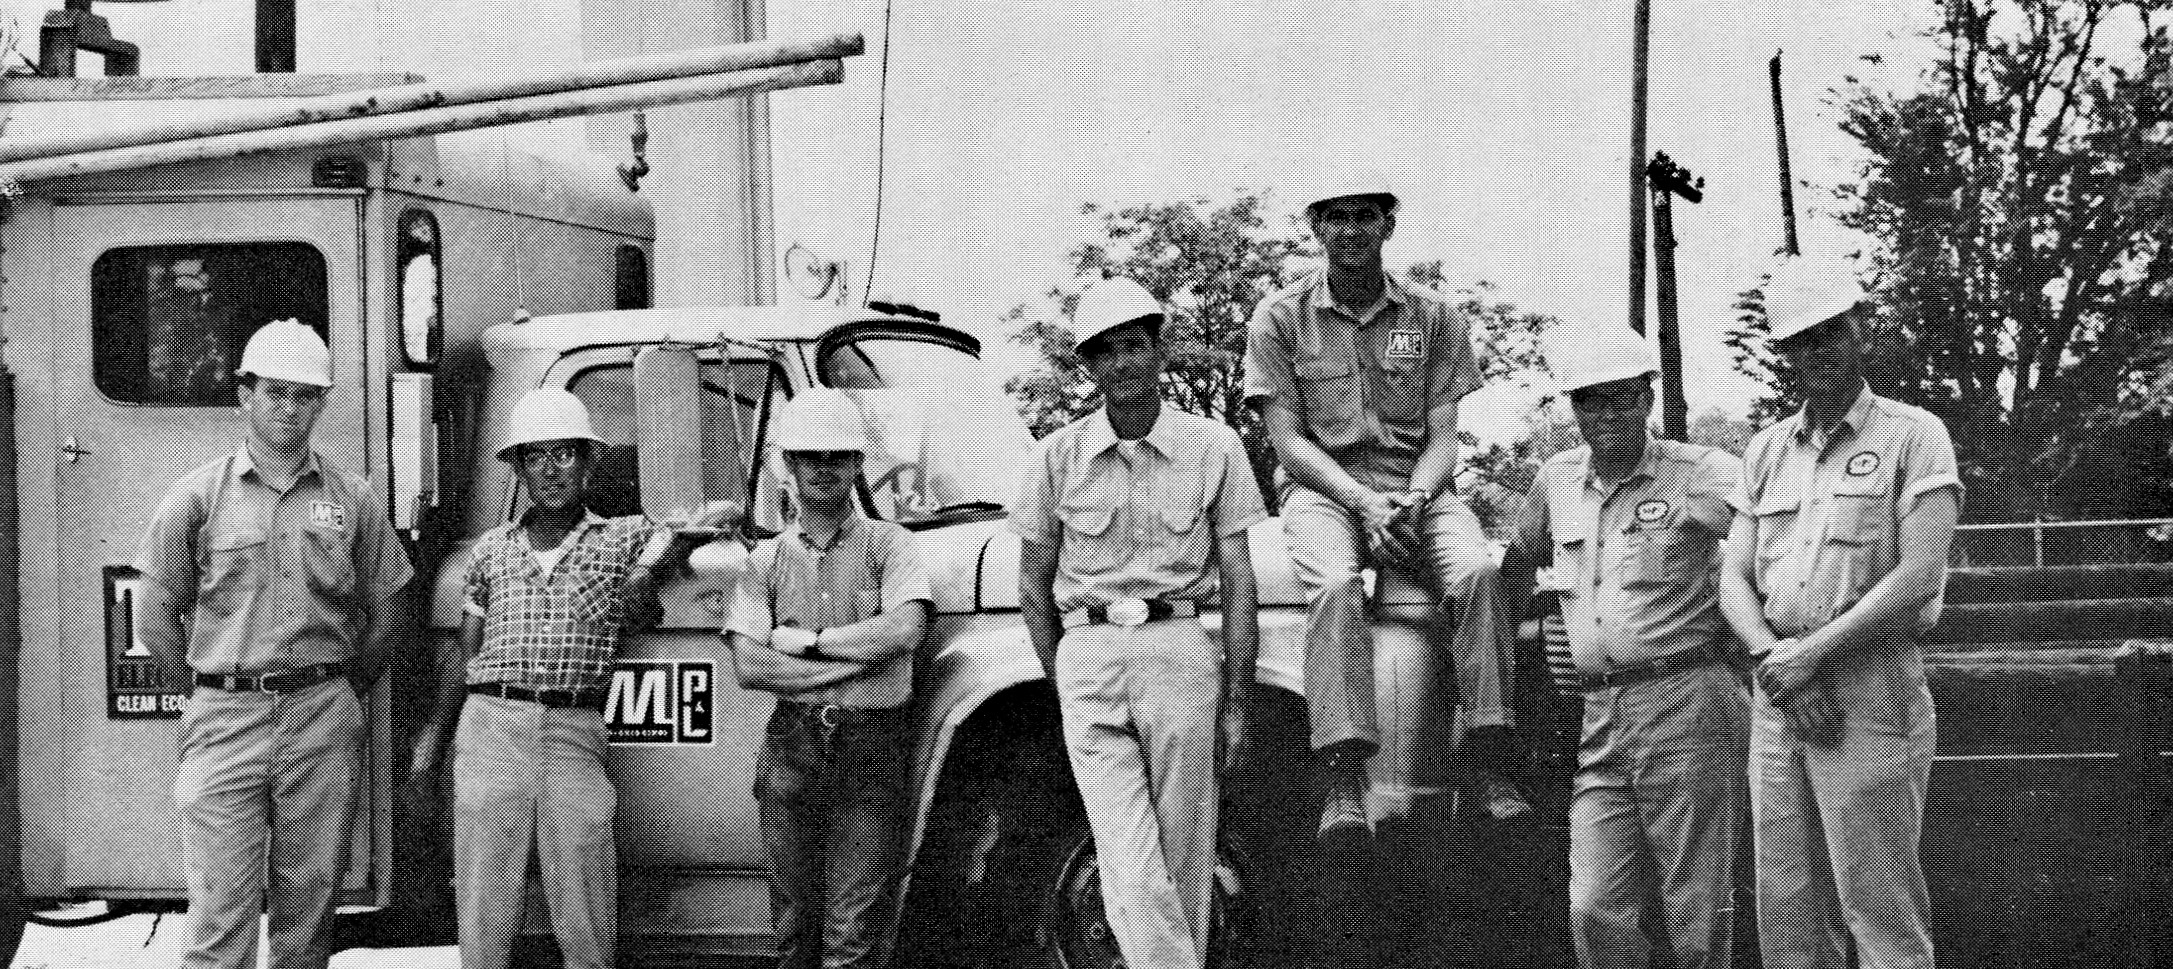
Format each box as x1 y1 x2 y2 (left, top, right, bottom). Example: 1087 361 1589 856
616 246 651 310
567 358 779 522
92 242 330 406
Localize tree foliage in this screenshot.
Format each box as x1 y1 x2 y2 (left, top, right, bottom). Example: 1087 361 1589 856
1004 192 1557 523
1731 0 2173 521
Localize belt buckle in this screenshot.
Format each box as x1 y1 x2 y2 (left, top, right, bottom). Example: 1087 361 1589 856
1107 597 1150 627
812 704 843 729
259 671 296 693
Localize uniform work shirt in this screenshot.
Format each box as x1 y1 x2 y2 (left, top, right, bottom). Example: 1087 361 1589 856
1515 439 1743 674
1739 384 1962 640
1010 408 1268 614
726 511 931 710
1242 269 1484 491
135 448 412 674
463 510 661 693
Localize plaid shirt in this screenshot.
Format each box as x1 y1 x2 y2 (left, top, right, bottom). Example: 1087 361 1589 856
463 510 660 692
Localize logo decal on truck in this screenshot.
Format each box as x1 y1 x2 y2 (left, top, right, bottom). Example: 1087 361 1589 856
105 567 186 718
605 660 715 745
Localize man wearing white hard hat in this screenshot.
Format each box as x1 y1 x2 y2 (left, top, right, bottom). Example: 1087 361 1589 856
133 319 414 969
1243 170 1530 841
1717 257 1960 969
725 387 932 969
1014 277 1265 969
408 387 736 969
1499 319 1748 969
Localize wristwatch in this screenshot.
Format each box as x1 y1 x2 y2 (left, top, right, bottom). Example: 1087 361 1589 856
1406 488 1433 509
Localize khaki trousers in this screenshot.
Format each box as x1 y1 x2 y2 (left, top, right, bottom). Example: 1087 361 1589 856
453 693 618 969
1283 485 1514 752
1568 662 1748 969
1751 677 1936 969
173 678 363 969
1057 617 1222 969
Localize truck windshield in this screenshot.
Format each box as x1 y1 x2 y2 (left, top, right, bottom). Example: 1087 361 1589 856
819 331 1032 526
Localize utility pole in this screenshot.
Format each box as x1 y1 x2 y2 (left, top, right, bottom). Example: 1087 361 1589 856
1770 51 1801 256
1628 0 1652 336
1646 151 1702 441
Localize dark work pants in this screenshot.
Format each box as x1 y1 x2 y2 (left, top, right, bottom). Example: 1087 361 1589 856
756 703 911 969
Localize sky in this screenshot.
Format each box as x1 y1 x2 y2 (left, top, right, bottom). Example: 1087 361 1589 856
3 0 1943 437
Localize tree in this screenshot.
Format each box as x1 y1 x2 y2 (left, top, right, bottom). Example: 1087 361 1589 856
1730 0 2173 522
1004 194 1557 523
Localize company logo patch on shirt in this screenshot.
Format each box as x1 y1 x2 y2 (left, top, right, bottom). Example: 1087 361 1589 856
1846 451 1881 477
309 501 348 533
1384 328 1424 359
1635 499 1671 524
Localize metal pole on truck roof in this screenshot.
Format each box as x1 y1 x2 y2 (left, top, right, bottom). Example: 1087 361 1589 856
0 33 863 165
0 58 845 187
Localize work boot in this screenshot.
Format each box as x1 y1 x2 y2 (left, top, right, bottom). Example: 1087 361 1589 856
1318 769 1370 843
1479 772 1533 822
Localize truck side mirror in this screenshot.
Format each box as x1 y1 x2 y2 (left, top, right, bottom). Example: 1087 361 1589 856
632 344 704 519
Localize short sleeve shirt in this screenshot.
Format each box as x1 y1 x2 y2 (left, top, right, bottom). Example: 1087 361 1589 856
1009 408 1268 614
134 448 414 673
725 512 931 709
1738 385 1963 640
1243 269 1484 490
1513 440 1743 673
462 510 661 692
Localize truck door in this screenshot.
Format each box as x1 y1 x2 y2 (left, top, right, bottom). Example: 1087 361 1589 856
46 196 370 898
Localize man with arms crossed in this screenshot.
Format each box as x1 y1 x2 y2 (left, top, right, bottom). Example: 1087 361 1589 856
725 388 932 969
135 319 413 969
1244 171 1527 838
1015 278 1265 969
1719 257 1961 969
408 388 730 969
1500 319 1748 969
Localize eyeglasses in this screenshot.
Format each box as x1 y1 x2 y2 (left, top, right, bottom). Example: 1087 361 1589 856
518 444 585 470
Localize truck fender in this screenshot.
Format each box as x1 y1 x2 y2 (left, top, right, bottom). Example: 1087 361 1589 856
904 617 1048 867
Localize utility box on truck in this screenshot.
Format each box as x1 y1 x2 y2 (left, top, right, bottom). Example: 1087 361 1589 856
0 82 656 923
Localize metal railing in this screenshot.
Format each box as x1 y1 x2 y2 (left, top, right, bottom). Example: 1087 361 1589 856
1954 517 2173 568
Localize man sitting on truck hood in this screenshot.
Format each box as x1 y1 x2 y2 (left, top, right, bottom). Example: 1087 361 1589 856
723 387 933 969
133 318 414 969
407 387 735 969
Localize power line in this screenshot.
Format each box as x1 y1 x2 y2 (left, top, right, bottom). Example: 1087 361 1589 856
862 0 896 303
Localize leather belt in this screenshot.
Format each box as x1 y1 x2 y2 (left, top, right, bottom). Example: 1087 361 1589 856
1578 644 1726 692
1064 598 1200 629
468 682 608 710
195 663 345 694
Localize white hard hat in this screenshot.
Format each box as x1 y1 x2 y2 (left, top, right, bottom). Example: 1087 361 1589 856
1067 277 1166 351
496 387 605 462
1303 167 1400 214
236 319 333 387
1763 256 1868 343
773 388 870 454
1545 319 1657 393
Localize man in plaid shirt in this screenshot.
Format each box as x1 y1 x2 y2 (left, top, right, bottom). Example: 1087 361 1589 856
408 388 735 969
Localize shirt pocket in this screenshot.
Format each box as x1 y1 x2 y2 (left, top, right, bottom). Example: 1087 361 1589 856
1158 472 1205 536
1826 486 1891 548
1372 351 1429 423
1057 499 1121 574
1552 534 1589 598
203 529 267 617
1292 357 1363 443
1750 492 1801 573
301 528 354 600
1630 509 1704 587
571 559 624 628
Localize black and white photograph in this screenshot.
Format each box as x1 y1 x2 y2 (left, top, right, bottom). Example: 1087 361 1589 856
0 0 2165 966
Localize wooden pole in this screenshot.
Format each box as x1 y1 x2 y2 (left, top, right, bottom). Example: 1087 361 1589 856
0 59 844 186
0 32 863 164
1628 0 1652 336
1652 186 1688 440
1771 50 1801 256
